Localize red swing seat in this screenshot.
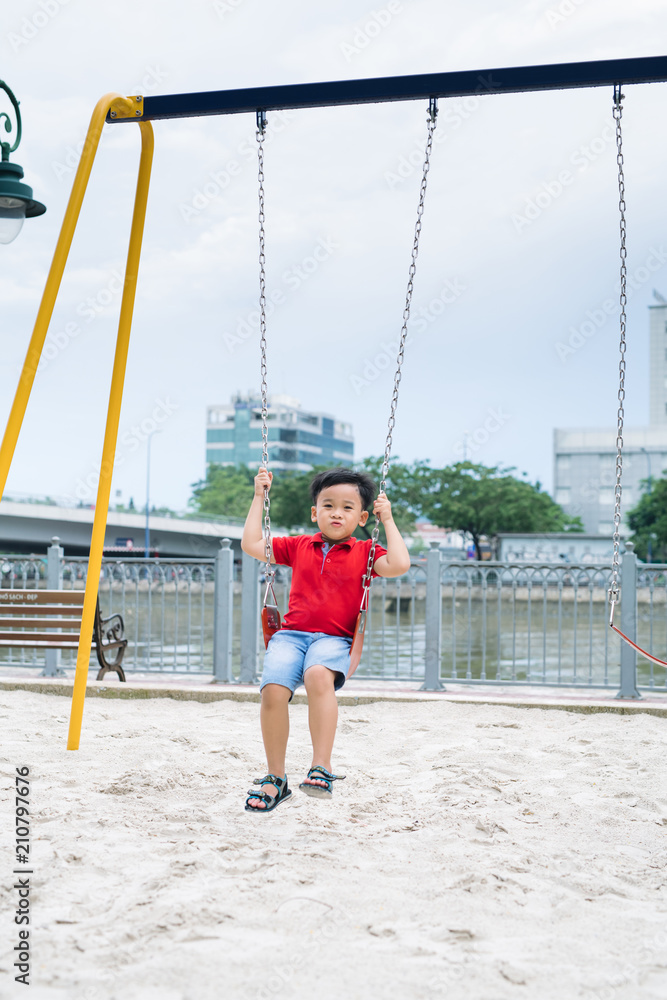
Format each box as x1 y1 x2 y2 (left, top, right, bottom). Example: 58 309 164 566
261 575 282 648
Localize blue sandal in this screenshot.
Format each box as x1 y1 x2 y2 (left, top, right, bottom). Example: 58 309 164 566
245 773 292 813
299 765 346 799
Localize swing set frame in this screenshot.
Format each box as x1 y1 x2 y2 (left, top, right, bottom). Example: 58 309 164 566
1 56 667 749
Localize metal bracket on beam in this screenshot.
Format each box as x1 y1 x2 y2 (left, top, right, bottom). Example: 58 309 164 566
108 95 144 122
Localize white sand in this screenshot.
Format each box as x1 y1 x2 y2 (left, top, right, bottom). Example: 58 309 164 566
1 690 666 1000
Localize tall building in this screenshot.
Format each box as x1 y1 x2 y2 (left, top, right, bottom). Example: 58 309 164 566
553 299 667 533
206 392 354 472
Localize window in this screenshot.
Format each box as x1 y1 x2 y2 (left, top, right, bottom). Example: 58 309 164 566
599 489 614 506
555 488 570 505
598 522 615 534
206 429 234 443
556 455 571 486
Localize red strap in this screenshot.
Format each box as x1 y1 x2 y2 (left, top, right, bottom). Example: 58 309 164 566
610 624 667 668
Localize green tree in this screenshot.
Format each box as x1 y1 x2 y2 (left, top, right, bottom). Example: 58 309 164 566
358 457 428 542
627 478 667 561
190 463 353 531
420 462 583 559
189 460 419 537
189 464 255 519
266 466 329 531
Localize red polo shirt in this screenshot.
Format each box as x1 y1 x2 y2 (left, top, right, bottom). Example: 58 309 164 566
271 531 388 638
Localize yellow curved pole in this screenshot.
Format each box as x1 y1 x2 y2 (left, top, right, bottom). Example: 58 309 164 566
0 93 134 498
67 119 154 750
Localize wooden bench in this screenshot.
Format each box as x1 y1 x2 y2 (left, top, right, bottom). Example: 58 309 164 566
0 590 128 681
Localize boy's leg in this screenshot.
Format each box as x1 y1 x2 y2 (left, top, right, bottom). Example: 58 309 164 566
246 682 291 809
302 664 338 788
248 630 308 808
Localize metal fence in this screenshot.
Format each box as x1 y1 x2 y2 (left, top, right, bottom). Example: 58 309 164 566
0 545 216 674
0 538 665 696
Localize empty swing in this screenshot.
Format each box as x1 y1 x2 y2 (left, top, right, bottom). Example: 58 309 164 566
256 99 439 674
608 85 667 669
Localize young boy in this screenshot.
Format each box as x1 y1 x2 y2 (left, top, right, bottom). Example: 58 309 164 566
242 466 411 812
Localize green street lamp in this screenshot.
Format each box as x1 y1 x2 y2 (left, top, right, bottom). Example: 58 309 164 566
0 80 45 244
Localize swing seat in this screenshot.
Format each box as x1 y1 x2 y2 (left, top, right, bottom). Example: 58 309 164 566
348 609 367 678
261 604 281 648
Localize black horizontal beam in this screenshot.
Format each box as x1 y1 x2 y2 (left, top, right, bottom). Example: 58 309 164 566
108 55 667 124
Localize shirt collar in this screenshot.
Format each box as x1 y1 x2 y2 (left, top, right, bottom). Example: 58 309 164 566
310 531 357 549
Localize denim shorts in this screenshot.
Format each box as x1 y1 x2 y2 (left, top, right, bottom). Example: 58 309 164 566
260 629 353 703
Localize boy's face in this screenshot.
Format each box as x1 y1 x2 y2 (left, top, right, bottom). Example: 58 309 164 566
311 483 369 541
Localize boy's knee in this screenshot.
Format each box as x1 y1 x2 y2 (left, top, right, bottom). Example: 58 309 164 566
261 683 292 704
304 664 335 691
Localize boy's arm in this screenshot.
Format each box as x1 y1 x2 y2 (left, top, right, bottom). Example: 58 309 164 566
371 495 411 578
241 468 277 563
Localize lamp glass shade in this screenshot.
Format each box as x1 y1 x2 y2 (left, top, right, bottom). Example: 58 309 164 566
0 161 45 243
0 196 26 244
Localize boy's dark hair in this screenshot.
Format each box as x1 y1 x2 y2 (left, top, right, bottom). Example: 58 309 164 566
310 467 377 511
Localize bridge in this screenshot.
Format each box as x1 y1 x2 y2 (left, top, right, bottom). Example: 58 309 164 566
0 497 247 558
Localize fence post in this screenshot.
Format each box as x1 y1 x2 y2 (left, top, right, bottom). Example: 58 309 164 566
616 541 641 699
421 542 444 691
213 538 233 683
240 550 259 684
43 536 64 677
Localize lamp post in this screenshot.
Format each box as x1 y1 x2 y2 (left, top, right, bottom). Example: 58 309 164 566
0 80 46 244
639 446 653 563
145 430 162 557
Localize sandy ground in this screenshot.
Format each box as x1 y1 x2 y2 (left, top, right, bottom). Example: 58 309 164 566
1 690 667 1000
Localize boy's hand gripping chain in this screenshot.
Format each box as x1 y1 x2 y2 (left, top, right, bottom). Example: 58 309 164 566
608 86 667 669
257 110 282 648
349 98 438 676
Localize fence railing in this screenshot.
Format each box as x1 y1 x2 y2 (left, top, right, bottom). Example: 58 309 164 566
0 537 665 696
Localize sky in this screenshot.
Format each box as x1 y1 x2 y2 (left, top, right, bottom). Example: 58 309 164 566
1 0 667 513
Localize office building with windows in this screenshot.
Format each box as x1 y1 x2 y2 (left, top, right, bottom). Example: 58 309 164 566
206 392 354 471
553 299 667 534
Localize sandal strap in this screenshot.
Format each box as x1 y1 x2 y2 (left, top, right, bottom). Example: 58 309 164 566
308 766 346 781
246 790 273 803
252 773 286 786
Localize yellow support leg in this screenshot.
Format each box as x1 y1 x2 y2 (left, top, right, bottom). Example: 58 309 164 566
67 120 154 751
0 93 136 499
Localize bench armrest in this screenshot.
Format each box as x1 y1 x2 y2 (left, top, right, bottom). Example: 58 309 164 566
98 612 125 644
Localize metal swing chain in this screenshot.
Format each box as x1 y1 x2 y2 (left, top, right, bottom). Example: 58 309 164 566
361 99 438 597
256 110 275 584
609 84 627 619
